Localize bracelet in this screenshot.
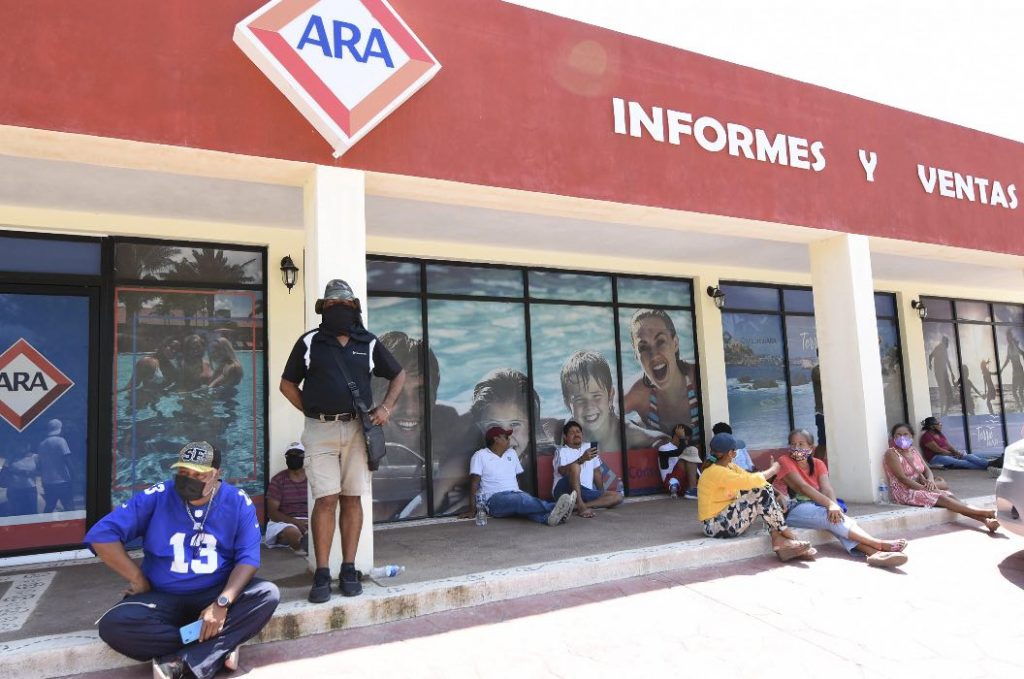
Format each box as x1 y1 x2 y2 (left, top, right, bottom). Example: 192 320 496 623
380 404 391 417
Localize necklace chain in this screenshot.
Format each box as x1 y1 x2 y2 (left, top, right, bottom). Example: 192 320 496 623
182 483 219 554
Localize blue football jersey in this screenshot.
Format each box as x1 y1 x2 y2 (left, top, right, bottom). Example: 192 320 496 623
85 479 262 594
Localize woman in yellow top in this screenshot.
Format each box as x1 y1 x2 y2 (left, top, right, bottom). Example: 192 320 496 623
698 433 813 561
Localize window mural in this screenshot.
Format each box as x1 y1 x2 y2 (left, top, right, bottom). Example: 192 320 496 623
366 258 701 520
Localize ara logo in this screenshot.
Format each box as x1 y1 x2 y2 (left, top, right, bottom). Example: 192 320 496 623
0 339 74 432
234 0 441 157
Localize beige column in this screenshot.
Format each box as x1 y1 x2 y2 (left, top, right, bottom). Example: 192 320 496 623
303 165 374 574
810 234 887 502
693 275 730 443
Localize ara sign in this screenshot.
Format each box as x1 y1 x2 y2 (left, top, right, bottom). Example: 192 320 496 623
234 0 441 157
0 339 74 432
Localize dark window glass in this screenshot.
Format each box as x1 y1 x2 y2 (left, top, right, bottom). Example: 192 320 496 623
785 315 819 433
877 319 907 425
993 304 1024 325
922 321 966 448
617 277 692 307
783 289 814 314
113 288 265 505
426 264 523 297
956 301 991 322
531 304 624 498
367 259 421 294
874 293 896 318
920 296 953 320
722 312 789 450
368 297 428 521
957 324 1004 454
0 236 100 275
719 284 780 312
114 244 262 285
528 270 612 302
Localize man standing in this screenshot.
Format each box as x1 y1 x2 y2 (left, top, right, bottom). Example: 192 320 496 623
462 426 576 526
88 441 279 679
38 418 74 512
280 279 406 603
264 442 309 553
553 421 623 518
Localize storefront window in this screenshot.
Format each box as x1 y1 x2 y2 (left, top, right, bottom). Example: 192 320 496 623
367 258 702 519
921 296 1024 456
0 291 92 551
112 241 266 507
722 285 907 453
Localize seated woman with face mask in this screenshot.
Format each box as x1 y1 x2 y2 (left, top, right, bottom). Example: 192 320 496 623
884 423 999 533
779 429 908 568
697 433 813 562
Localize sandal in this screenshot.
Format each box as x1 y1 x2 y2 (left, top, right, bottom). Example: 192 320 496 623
867 552 908 569
795 547 818 561
880 538 907 552
774 540 812 562
984 517 1000 533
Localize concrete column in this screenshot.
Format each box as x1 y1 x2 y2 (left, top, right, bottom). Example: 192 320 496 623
895 290 932 430
693 274 730 444
302 165 373 574
809 234 887 502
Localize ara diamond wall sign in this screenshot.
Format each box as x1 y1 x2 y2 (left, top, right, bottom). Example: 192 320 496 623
0 339 74 432
234 0 441 157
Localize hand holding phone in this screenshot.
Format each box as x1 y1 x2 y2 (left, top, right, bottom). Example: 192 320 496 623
179 619 203 645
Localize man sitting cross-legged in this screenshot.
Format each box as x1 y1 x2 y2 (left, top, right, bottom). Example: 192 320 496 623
462 426 576 526
553 420 624 518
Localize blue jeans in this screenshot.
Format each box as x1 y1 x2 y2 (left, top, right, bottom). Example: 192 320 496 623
928 453 988 470
552 477 602 503
485 490 556 524
785 501 860 555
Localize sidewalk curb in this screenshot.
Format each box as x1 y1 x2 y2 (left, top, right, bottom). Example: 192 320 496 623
1 497 993 679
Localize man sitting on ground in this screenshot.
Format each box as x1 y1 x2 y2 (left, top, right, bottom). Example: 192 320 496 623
265 441 309 554
463 426 576 525
658 423 702 499
88 441 279 679
553 421 624 518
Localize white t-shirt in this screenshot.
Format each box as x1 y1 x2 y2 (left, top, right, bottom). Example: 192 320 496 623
553 445 602 492
657 442 681 482
469 447 523 500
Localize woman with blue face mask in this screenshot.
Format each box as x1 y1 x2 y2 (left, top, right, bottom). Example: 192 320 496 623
779 429 908 568
884 423 999 532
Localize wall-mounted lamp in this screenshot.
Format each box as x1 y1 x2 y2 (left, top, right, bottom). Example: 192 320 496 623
910 299 928 319
706 285 726 309
280 255 299 293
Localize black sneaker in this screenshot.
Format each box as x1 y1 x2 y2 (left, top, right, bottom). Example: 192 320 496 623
308 567 332 604
339 565 363 597
153 657 187 679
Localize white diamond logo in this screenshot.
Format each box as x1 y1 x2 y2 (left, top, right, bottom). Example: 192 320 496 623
0 339 74 432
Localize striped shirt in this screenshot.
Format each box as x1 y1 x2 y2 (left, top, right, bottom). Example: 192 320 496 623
267 470 308 517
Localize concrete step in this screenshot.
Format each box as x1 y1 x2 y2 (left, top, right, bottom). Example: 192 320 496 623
0 497 992 679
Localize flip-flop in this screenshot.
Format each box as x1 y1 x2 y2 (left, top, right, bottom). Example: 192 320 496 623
867 552 908 568
881 538 908 552
794 547 818 561
774 540 812 562
984 518 1000 533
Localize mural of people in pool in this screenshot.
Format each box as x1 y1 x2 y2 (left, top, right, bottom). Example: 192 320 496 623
113 288 264 506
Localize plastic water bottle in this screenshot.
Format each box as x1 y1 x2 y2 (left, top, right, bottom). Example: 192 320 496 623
878 482 890 504
668 478 680 498
474 492 488 526
368 564 405 579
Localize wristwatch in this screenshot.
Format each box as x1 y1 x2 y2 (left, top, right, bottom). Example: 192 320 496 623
216 594 232 608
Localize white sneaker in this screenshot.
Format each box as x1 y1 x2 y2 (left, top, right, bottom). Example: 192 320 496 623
224 646 240 672
548 491 577 526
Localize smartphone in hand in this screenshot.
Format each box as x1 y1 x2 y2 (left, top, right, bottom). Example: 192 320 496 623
179 619 203 645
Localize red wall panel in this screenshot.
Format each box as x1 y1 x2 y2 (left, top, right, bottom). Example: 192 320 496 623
1 0 1022 255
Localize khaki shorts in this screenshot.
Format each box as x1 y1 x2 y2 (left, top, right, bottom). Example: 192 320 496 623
301 418 370 498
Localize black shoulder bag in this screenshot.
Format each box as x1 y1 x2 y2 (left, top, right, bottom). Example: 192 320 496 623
329 347 387 472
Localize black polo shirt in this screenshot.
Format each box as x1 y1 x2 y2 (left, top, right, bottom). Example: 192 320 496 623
282 329 402 416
